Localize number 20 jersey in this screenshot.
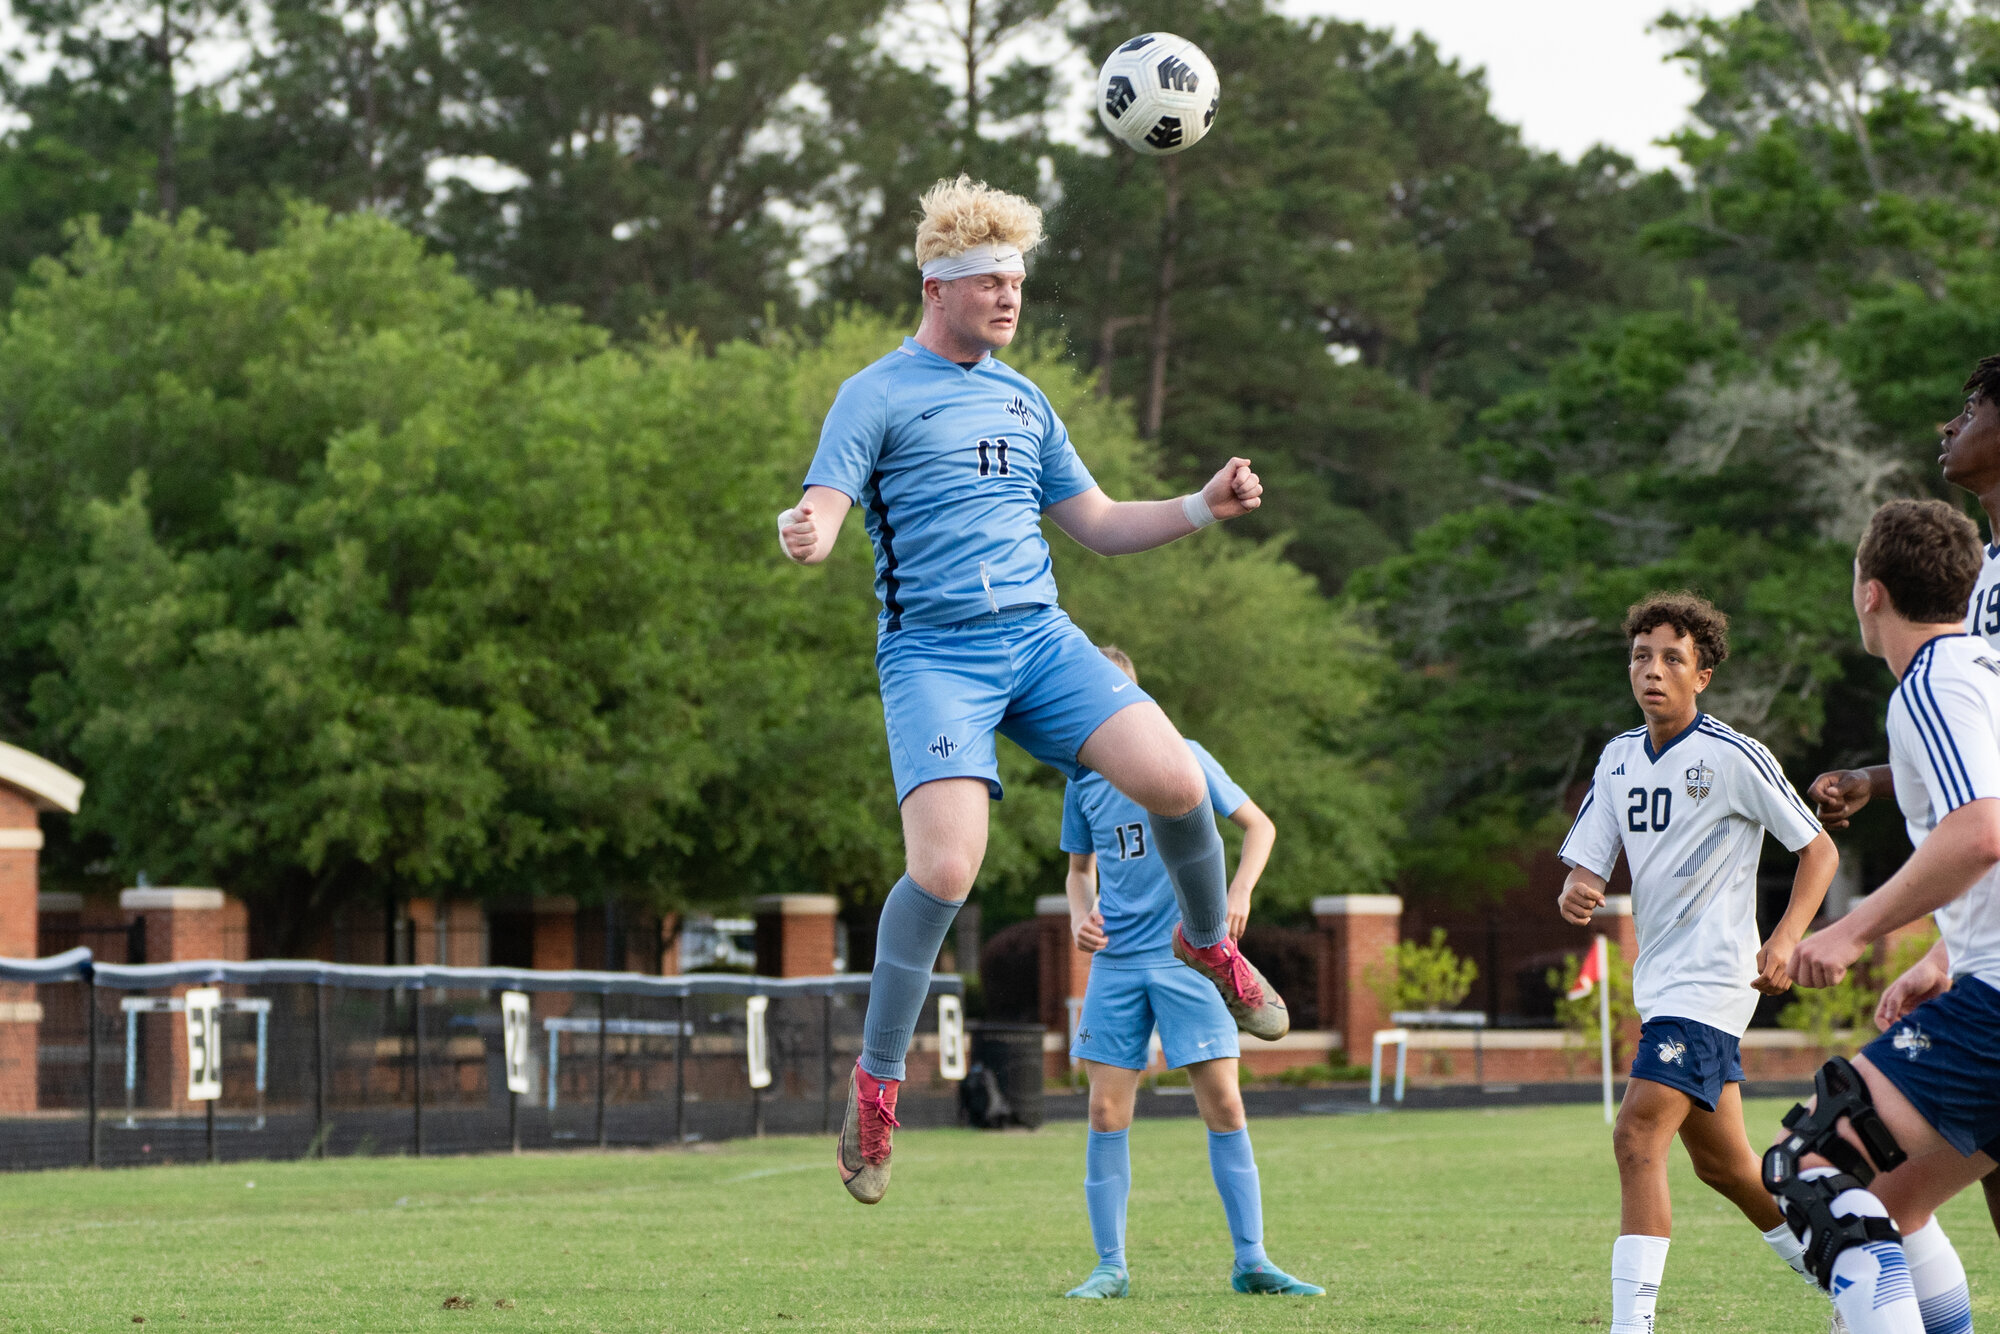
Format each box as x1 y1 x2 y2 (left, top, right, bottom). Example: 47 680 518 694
1559 713 1823 1035
803 337 1098 630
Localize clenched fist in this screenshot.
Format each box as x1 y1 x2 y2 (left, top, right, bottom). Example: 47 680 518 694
778 501 821 564
1201 457 1263 521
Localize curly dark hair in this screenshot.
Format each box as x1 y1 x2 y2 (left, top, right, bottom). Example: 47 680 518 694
1964 353 2000 409
1622 592 1730 671
1857 499 1981 624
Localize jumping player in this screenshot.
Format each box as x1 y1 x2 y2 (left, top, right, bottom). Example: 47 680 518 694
780 176 1288 1205
1557 592 1840 1334
1058 646 1321 1301
1807 355 2000 1245
1764 498 2000 1334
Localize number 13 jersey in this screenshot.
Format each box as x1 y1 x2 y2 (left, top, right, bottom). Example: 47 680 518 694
1560 713 1823 1036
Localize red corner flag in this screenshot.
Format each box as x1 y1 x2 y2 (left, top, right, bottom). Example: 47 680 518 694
1567 934 1606 1001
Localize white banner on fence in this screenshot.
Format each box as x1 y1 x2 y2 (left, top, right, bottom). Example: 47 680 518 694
937 995 967 1081
745 995 772 1090
500 991 532 1095
184 987 222 1102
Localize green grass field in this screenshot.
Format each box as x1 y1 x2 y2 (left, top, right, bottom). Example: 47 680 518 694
0 1100 1993 1332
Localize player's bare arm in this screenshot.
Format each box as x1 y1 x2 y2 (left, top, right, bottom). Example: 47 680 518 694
1067 852 1108 953
1793 797 2000 988
1754 830 1837 995
1875 939 1952 1030
778 486 854 565
1805 763 1893 830
1557 864 1607 926
1224 800 1274 941
1046 457 1263 557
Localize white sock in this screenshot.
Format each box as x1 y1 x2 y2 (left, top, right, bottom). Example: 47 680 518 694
1763 1219 1811 1281
1901 1219 1972 1334
1611 1234 1670 1334
1792 1169 1922 1334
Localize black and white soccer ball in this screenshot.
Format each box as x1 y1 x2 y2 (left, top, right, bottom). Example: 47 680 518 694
1096 32 1220 157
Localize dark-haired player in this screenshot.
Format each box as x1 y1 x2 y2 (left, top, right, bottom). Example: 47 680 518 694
1807 353 2000 1250
1769 498 2000 1334
1557 592 1839 1334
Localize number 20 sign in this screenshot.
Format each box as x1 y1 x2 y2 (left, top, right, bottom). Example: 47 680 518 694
184 987 223 1102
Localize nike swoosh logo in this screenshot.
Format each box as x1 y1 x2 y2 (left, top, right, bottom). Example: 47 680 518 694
1197 1039 1213 1048
920 405 948 419
1111 682 1130 693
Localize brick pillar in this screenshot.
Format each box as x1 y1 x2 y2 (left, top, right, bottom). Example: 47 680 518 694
529 898 577 1016
122 887 227 1112
1314 895 1403 1064
1036 895 1091 1038
754 895 838 977
0 788 44 1112
1593 894 1642 1062
657 913 681 975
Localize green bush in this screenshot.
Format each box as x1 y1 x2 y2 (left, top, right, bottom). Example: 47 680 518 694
1367 928 1479 1014
1780 925 1941 1057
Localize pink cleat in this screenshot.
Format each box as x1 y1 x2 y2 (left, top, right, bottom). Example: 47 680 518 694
836 1062 900 1204
1173 926 1290 1040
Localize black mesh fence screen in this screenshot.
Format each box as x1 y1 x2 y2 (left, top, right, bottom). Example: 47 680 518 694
0 957 966 1171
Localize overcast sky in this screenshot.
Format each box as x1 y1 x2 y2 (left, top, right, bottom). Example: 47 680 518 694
1277 0 1755 169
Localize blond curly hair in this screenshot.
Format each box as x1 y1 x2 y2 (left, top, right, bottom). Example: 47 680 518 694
914 174 1044 266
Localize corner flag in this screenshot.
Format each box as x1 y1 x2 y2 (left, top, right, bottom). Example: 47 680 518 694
1566 933 1605 1001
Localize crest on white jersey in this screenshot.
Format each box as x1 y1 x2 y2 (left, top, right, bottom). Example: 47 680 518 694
1685 762 1714 801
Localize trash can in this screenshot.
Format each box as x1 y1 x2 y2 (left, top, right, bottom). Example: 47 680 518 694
967 1021 1046 1129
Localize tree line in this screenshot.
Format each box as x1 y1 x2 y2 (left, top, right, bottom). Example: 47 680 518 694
3 0 1996 937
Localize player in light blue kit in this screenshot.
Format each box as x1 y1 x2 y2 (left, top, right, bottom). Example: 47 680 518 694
1058 646 1322 1301
779 176 1289 1205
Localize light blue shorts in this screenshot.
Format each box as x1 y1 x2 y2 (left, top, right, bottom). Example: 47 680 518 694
1071 961 1240 1071
875 604 1151 803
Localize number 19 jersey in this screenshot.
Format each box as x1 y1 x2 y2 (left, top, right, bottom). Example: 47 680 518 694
1559 713 1823 1036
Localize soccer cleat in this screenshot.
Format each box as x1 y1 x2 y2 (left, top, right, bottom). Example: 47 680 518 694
1064 1263 1130 1299
1173 925 1290 1040
1231 1262 1324 1296
835 1062 899 1205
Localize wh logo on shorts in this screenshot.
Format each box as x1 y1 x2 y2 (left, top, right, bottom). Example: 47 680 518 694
1893 1023 1932 1060
1655 1038 1687 1066
927 734 958 761
1685 762 1714 801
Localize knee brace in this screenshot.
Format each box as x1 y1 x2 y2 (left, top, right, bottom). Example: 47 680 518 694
1761 1057 1910 1290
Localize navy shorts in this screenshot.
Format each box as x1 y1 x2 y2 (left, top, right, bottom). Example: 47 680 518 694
1862 974 2000 1161
1628 1015 1744 1113
1071 962 1241 1071
875 604 1152 803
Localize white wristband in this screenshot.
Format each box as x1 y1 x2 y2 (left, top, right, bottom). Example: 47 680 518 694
1181 491 1218 530
777 507 803 562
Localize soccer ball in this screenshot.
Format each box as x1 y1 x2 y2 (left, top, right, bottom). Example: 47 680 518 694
1095 32 1220 157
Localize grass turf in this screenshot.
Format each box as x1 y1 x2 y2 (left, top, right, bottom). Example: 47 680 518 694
0 1099 1994 1332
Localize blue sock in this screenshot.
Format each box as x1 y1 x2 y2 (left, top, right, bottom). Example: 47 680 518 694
1208 1127 1268 1270
1149 802 1228 948
859 875 961 1082
1085 1129 1130 1271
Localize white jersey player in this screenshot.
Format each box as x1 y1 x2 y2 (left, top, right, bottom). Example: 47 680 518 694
1806 356 2000 1254
1557 592 1838 1334
1769 499 2000 1334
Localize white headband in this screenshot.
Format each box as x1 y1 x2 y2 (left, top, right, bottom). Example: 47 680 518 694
919 243 1027 283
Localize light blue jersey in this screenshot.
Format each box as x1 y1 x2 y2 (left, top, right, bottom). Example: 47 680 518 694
803 337 1097 629
1062 739 1249 969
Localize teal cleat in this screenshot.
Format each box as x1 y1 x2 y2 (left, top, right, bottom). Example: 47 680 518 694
1232 1262 1325 1296
1065 1263 1131 1299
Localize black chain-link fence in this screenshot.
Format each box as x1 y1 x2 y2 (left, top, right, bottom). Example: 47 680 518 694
2 951 964 1170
